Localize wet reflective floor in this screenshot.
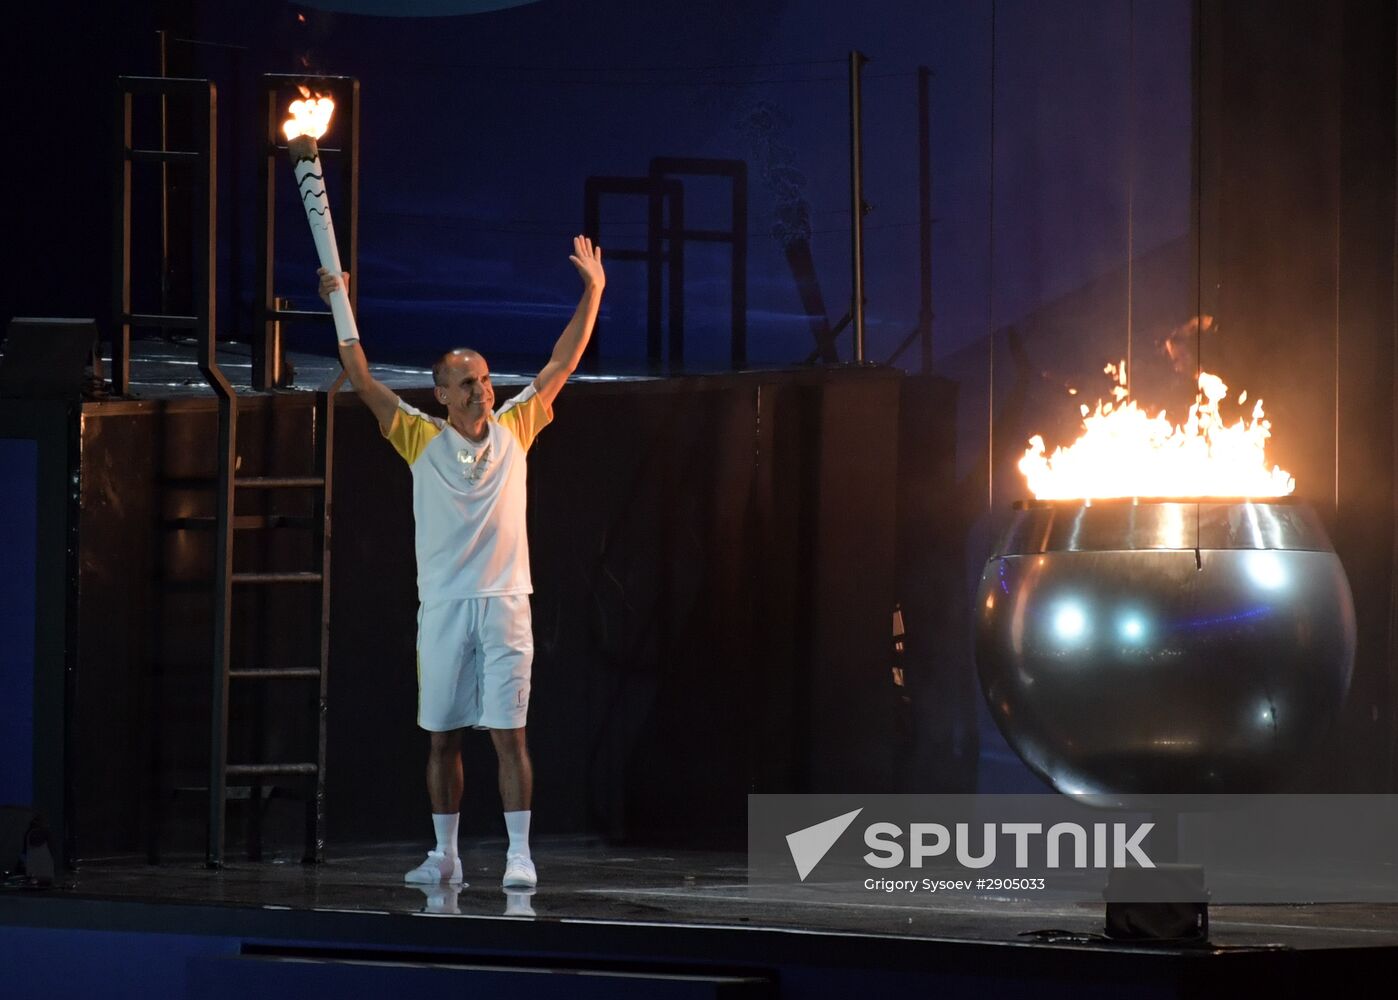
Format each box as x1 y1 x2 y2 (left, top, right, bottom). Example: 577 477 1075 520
40 838 1398 952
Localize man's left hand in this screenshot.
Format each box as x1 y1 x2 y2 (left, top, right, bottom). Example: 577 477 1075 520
569 235 605 291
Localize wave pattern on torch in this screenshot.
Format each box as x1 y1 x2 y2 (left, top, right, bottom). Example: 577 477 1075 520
283 92 359 344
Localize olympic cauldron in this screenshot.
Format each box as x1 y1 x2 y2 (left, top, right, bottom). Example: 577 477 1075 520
975 497 1355 794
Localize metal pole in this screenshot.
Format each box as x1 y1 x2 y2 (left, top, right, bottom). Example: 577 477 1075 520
849 50 868 364
158 30 170 321
113 88 132 395
192 81 235 870
667 189 685 371
647 182 664 369
1126 0 1135 394
254 84 276 390
987 2 997 512
308 384 337 864
731 161 748 369
345 79 361 319
270 297 289 388
917 65 934 375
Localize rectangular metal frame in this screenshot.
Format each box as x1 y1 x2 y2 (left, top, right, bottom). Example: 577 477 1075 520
254 75 360 390
582 176 684 372
113 76 218 397
648 157 749 369
583 158 748 372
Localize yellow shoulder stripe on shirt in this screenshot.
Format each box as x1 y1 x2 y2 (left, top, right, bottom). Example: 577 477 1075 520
496 388 553 453
382 405 442 465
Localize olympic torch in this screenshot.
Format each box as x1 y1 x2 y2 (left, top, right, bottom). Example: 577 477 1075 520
282 90 359 343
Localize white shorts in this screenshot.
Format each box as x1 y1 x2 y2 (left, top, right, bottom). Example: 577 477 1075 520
416 594 533 731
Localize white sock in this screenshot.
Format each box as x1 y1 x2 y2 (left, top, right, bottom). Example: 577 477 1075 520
504 810 531 859
432 813 459 858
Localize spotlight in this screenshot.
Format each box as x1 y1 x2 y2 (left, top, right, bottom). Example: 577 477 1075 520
1053 602 1087 641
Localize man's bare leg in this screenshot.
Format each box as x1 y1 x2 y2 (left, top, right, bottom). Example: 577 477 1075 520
405 728 465 884
490 726 532 811
491 727 537 888
428 728 465 813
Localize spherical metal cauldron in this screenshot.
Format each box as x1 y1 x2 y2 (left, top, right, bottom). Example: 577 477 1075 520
975 499 1355 794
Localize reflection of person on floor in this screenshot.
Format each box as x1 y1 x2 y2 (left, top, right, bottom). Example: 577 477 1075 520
319 236 604 890
414 884 462 915
504 888 537 917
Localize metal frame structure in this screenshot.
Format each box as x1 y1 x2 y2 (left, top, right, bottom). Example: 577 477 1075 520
582 158 749 372
801 54 940 371
113 76 218 396
196 72 362 868
648 158 749 370
583 175 685 372
116 74 344 868
114 75 239 868
882 65 936 375
848 50 868 364
254 75 360 390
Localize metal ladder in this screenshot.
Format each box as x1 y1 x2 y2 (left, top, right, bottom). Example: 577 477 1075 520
115 75 342 868
206 407 337 868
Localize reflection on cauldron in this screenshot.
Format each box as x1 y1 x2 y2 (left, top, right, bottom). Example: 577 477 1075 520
976 499 1355 794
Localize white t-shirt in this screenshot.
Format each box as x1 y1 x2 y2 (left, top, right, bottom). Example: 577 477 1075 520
381 384 553 602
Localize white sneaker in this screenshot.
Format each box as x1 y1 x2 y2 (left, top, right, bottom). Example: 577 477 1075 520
502 854 537 890
405 850 462 884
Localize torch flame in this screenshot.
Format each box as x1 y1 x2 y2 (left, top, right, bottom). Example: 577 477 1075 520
1019 360 1296 500
282 89 335 141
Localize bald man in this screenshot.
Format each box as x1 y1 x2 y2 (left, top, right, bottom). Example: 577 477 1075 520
319 236 604 890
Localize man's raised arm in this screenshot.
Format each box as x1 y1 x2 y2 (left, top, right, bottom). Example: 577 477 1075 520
533 236 605 411
318 268 399 433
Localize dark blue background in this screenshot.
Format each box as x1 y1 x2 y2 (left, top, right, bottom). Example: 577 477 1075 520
0 0 1196 800
0 440 37 806
177 0 1189 380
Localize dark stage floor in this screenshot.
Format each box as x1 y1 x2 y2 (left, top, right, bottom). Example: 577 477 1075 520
22 838 1398 953
9 842 1398 1000
7 337 1395 995
72 342 1398 955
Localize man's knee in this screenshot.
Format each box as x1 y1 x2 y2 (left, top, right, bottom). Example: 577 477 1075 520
429 728 463 756
489 726 528 761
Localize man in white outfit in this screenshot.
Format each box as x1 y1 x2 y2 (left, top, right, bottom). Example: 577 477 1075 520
317 236 604 890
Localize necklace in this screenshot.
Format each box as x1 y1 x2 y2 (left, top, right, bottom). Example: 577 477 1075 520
455 427 492 484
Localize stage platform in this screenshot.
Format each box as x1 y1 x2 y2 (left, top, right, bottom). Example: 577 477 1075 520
103 336 656 399
7 338 1398 996
4 838 1398 999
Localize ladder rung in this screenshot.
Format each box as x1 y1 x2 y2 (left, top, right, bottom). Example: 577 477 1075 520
232 571 323 585
126 313 199 329
272 143 345 155
128 148 203 163
173 785 282 800
269 308 335 321
659 227 737 243
226 763 318 778
167 515 320 531
235 476 325 489
229 668 322 680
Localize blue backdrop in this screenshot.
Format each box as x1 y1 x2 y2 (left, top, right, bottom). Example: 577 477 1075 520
0 439 38 805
